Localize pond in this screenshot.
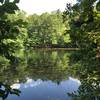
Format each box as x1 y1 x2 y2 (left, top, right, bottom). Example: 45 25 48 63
0 49 80 100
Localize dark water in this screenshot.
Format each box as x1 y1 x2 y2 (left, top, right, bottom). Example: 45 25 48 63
0 50 80 100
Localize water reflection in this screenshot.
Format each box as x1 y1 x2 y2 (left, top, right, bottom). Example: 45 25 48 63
0 50 80 100
8 77 80 100
0 82 21 100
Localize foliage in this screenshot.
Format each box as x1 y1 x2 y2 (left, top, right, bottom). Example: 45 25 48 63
27 10 71 48
63 0 100 99
0 82 21 100
0 0 28 62
0 0 72 64
0 56 9 67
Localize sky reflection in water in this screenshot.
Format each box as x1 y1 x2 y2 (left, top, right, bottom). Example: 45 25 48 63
8 77 80 100
0 50 81 100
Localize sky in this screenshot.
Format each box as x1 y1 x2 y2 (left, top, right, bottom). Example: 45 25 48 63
17 0 77 15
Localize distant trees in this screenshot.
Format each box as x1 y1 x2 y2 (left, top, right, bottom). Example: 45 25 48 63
27 10 71 48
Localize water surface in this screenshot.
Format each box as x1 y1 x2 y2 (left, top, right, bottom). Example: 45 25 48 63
0 50 80 100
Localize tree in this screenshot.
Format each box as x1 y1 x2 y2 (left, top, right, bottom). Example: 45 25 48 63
63 0 100 99
0 0 28 62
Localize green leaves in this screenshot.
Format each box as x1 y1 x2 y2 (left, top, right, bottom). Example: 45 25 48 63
64 0 100 99
13 0 20 3
0 0 27 62
1 2 19 14
0 0 20 4
0 0 4 3
0 82 21 100
27 11 67 47
0 0 19 17
10 89 21 96
96 1 100 11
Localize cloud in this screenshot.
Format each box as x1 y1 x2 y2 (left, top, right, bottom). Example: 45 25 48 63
11 84 21 89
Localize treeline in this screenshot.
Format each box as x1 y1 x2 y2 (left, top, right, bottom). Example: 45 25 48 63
1 9 72 49
27 11 71 48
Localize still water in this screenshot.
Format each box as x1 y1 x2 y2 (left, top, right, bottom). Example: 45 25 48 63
0 49 80 100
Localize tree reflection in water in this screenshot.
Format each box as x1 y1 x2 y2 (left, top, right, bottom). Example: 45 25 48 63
0 82 21 100
0 49 78 100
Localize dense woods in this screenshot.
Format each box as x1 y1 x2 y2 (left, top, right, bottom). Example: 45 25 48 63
27 11 71 48
0 0 100 100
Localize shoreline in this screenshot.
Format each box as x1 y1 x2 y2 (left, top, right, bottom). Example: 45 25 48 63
31 47 79 51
